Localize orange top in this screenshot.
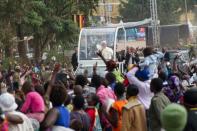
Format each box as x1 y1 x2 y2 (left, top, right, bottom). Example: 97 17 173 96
111 100 128 131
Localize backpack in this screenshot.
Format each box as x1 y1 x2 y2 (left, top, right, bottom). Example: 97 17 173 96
93 108 102 131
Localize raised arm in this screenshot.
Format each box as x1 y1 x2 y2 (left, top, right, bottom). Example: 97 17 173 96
6 114 24 124
126 67 145 88
173 55 179 73
67 69 75 80
93 62 97 75
45 64 60 97
97 51 107 65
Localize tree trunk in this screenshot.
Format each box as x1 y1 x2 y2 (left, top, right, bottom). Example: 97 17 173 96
34 37 41 63
16 24 29 64
3 22 14 58
4 44 12 58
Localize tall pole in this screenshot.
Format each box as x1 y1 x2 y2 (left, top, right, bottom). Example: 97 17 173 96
184 0 188 24
150 0 160 47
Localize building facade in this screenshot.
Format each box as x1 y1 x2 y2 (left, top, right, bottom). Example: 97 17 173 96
93 0 124 24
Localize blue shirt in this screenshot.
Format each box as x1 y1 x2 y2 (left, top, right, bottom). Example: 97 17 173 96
55 106 70 127
109 82 116 91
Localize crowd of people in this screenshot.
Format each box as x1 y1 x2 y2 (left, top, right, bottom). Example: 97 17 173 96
0 46 196 131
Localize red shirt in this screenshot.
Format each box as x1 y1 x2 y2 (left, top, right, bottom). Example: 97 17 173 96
85 108 96 131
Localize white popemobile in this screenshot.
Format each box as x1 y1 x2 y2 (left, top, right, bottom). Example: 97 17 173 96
75 19 151 78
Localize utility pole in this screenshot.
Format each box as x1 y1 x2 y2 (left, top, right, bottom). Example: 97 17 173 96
184 0 188 24
150 0 160 47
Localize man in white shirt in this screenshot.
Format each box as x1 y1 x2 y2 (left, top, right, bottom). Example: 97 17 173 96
101 41 113 60
126 67 154 110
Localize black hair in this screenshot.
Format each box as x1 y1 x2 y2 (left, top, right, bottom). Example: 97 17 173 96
159 71 167 81
55 73 68 86
7 87 14 94
143 47 153 57
64 94 72 106
106 60 117 72
70 119 83 131
126 84 139 97
184 88 197 106
13 82 19 91
35 85 45 96
100 77 108 87
150 78 163 92
74 85 83 96
91 75 102 88
88 93 100 106
114 83 125 97
22 81 33 95
75 75 87 87
105 72 116 84
73 95 85 110
50 84 67 107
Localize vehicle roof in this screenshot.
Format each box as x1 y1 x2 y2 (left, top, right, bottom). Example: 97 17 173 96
83 18 152 29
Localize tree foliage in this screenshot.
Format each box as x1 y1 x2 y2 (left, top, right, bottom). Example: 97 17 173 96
119 0 197 25
0 0 99 62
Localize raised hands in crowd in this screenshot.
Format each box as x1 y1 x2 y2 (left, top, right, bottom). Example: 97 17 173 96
0 47 196 131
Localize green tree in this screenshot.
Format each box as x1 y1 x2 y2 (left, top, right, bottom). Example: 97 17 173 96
0 0 99 63
119 0 150 22
119 0 196 25
0 0 44 62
